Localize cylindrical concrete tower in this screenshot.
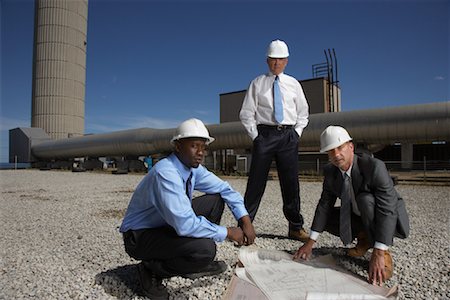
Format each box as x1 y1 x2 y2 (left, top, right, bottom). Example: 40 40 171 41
31 0 88 139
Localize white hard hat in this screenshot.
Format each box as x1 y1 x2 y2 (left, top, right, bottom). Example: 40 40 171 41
267 40 289 58
320 126 353 153
170 118 215 145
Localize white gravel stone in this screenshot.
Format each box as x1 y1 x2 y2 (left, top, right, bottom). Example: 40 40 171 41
0 170 448 299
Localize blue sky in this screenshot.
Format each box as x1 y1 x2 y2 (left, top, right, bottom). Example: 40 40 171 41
1 0 449 162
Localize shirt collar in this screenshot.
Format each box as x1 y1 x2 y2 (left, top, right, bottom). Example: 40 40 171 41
340 164 353 178
168 153 192 182
269 72 284 78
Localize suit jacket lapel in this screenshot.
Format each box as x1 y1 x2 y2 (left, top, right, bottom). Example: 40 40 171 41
334 166 344 196
351 155 362 194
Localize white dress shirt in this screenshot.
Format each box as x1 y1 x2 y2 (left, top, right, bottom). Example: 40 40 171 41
239 72 309 140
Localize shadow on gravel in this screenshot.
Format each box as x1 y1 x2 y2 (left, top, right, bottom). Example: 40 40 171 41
256 233 295 240
312 247 369 281
95 264 145 299
96 263 222 299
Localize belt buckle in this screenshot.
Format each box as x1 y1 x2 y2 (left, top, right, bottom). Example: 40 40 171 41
276 124 283 131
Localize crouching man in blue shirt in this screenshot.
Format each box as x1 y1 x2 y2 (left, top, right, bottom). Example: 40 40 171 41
119 118 256 299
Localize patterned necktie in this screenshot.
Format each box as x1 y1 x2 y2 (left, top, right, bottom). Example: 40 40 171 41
185 173 192 200
340 173 353 245
273 76 284 123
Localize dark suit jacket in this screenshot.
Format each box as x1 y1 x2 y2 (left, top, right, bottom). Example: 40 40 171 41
311 153 410 246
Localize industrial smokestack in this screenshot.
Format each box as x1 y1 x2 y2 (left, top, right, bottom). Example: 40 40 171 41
31 0 88 139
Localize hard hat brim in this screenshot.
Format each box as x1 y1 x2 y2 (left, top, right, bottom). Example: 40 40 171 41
320 138 352 153
170 135 215 145
267 54 289 58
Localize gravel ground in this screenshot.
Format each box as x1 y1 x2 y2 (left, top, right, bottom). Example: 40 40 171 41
0 169 448 300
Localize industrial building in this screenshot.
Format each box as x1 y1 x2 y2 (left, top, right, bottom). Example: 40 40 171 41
8 0 450 174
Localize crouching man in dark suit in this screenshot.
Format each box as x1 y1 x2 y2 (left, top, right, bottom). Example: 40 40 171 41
294 126 409 286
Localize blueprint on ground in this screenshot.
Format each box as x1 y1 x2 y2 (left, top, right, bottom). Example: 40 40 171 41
224 247 397 300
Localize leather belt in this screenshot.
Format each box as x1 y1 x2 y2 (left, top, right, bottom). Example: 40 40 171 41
257 124 294 131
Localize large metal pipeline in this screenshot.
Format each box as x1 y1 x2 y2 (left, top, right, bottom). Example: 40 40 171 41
31 101 450 160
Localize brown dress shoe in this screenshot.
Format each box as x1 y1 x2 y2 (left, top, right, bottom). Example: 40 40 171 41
347 231 371 257
288 228 310 242
384 250 393 280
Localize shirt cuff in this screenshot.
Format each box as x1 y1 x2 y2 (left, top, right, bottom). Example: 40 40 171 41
374 242 389 250
234 211 249 223
310 230 320 241
294 127 303 138
215 226 228 242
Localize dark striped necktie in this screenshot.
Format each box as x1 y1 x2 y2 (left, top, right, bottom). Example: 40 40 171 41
185 173 192 200
340 173 353 245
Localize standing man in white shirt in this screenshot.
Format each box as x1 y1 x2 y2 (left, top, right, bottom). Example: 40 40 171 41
239 39 310 242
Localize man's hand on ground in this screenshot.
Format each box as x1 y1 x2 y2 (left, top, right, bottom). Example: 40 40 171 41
227 227 245 246
293 239 315 261
369 248 386 286
238 215 256 245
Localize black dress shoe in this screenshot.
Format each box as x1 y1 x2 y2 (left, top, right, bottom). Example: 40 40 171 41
137 263 169 299
182 260 227 280
142 260 174 278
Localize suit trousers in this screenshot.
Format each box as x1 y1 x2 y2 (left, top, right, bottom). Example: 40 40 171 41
122 194 225 277
322 207 365 243
323 193 400 246
244 125 304 229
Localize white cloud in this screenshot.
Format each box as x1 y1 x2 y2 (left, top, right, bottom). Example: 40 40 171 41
85 115 182 134
84 114 219 135
126 116 181 129
434 76 445 81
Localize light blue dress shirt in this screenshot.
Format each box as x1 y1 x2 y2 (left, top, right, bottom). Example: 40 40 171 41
119 153 249 242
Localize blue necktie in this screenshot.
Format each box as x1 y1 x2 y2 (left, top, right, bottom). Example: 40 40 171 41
185 173 192 200
340 173 353 245
273 76 284 123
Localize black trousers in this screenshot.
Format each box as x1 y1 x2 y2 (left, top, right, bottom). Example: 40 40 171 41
244 125 304 230
123 194 225 277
